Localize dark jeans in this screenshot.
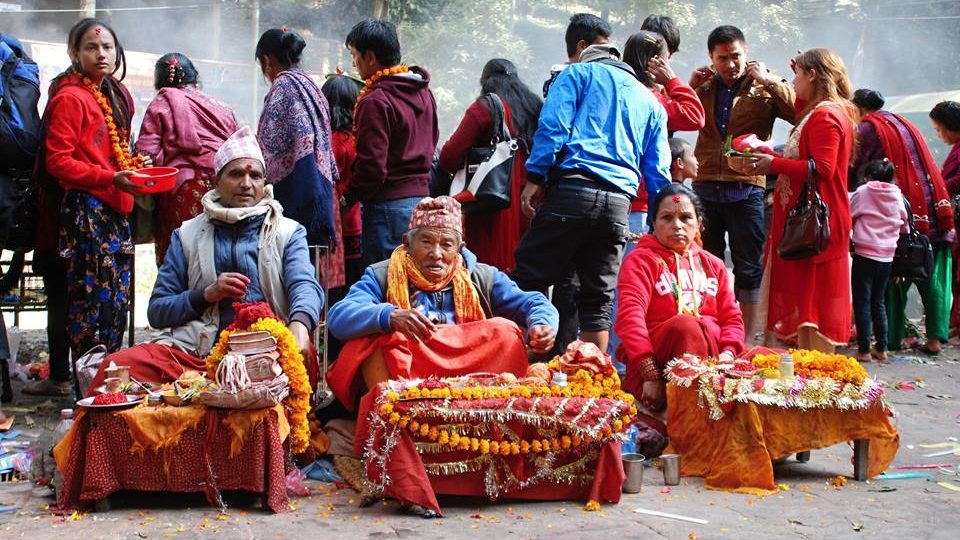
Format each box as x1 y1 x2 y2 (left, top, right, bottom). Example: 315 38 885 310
851 254 892 353
361 196 421 267
699 189 765 302
511 183 630 332
33 250 71 382
551 269 579 355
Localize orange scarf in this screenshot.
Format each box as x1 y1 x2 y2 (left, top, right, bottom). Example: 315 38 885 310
385 246 485 324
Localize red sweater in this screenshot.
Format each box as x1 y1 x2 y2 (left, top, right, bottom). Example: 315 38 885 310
44 74 133 214
631 79 706 212
615 234 744 364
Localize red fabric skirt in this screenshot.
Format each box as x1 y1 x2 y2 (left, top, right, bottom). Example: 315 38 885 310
87 343 207 397
326 317 529 413
155 175 211 266
622 314 720 399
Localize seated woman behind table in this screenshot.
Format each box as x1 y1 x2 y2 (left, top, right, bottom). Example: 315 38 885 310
326 196 559 410
615 184 745 412
87 127 323 394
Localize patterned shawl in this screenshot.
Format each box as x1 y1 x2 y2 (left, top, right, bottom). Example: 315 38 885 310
257 69 338 245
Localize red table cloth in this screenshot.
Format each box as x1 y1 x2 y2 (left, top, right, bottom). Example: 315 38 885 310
55 406 291 512
360 383 630 514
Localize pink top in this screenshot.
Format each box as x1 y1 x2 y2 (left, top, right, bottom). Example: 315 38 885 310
134 86 238 189
850 180 909 262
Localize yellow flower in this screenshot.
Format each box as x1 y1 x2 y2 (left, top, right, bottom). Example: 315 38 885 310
388 412 400 424
379 403 393 415
584 500 600 512
386 391 399 402
480 440 490 454
490 441 500 454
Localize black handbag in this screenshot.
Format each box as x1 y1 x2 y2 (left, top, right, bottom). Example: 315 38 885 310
448 94 517 214
892 198 933 280
778 159 831 260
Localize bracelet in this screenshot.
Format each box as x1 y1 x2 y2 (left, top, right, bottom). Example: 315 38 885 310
638 358 661 382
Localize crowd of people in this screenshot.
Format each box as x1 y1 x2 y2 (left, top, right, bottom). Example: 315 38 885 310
1 12 959 469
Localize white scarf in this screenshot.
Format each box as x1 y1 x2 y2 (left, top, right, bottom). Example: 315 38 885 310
200 184 285 249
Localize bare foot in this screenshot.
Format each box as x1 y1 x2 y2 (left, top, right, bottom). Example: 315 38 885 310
922 339 942 355
856 352 872 363
871 349 889 363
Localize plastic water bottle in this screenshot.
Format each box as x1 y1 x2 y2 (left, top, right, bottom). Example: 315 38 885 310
54 409 74 441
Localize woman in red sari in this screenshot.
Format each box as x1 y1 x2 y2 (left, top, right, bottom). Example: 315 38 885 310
135 53 238 265
438 58 542 273
751 48 857 353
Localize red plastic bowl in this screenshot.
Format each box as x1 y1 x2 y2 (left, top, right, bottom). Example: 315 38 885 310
131 166 178 194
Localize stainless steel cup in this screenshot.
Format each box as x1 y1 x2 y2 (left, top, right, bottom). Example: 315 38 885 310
622 453 646 493
661 453 681 485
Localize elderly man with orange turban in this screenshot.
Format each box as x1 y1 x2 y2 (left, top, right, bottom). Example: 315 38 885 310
326 196 559 410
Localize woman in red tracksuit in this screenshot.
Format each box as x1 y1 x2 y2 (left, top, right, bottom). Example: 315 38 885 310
615 184 745 411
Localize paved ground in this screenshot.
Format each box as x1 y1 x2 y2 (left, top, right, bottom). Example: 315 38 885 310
1 337 959 539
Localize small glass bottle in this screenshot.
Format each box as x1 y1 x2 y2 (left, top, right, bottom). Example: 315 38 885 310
778 353 794 378
551 371 568 388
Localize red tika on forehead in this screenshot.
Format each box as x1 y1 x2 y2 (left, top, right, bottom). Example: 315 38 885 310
244 163 254 172
95 27 102 35
671 195 682 203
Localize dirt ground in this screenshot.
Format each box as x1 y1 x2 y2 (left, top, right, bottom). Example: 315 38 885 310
1 330 959 540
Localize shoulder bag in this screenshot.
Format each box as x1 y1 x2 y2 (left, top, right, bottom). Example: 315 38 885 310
892 198 933 280
448 94 518 214
778 159 831 260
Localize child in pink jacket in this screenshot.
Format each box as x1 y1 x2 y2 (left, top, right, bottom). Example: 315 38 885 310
850 159 909 362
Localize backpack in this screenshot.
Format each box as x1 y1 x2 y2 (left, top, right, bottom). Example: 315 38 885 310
0 34 41 168
0 34 41 251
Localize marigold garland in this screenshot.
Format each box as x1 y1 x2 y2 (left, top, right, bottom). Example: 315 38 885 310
206 317 311 453
81 76 144 172
752 349 868 385
352 64 409 139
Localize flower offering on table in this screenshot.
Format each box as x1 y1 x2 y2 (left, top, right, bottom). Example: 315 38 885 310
664 347 899 495
359 342 637 515
664 350 887 420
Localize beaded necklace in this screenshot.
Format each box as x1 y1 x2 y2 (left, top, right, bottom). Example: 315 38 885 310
81 76 144 171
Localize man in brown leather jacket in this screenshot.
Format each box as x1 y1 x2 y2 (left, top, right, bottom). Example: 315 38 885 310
688 25 795 343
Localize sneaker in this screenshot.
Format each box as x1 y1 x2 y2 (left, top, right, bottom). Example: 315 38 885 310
22 379 73 396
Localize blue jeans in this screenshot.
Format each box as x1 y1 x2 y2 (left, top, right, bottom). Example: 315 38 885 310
0 318 9 360
361 197 422 267
512 183 631 332
699 189 765 303
852 254 892 353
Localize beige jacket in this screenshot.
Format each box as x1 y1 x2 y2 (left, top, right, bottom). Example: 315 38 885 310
693 74 796 187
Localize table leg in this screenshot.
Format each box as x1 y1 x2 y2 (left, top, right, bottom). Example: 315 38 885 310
853 439 870 481
796 451 811 463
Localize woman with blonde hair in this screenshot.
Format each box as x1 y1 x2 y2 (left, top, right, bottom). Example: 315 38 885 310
750 48 856 352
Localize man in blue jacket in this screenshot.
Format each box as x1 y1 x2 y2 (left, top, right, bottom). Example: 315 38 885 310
85 127 323 393
512 45 671 354
326 196 558 409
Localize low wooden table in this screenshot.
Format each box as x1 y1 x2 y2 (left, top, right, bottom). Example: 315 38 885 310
666 384 899 494
54 404 292 512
